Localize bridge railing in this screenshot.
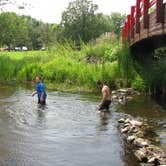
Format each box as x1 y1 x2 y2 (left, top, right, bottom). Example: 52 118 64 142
122 0 164 44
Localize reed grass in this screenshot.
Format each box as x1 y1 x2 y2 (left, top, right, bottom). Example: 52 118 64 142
0 42 130 91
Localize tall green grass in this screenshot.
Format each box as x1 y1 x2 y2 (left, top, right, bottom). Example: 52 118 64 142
116 42 146 91
0 41 120 91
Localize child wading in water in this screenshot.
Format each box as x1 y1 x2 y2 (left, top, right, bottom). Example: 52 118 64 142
32 76 47 105
97 81 111 112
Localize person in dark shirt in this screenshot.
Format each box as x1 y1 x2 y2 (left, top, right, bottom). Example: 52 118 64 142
32 76 47 105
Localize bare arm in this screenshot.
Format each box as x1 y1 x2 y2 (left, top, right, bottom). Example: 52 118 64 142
32 91 37 96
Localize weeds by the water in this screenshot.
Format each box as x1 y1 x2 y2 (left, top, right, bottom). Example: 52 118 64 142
0 42 120 91
1 41 157 92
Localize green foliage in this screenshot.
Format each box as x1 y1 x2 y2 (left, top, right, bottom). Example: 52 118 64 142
152 47 166 87
24 16 58 49
117 42 134 86
60 0 119 45
130 46 166 92
0 12 58 50
84 42 119 64
154 46 166 60
104 46 119 62
131 74 146 91
0 55 16 80
110 12 126 37
0 51 53 80
2 41 164 93
85 43 109 58
61 0 98 44
0 8 126 50
0 46 119 91
17 63 43 81
116 42 148 91
0 12 29 48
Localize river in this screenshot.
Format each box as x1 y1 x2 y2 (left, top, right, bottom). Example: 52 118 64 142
0 84 165 166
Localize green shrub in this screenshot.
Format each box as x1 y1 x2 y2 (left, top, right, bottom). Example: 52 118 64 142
131 74 146 91
17 63 43 81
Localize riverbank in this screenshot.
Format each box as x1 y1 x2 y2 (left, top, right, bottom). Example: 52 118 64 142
0 48 119 91
0 41 147 93
1 43 166 96
118 115 166 165
112 88 166 165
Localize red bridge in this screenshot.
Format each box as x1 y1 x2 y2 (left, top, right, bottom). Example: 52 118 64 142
122 0 166 46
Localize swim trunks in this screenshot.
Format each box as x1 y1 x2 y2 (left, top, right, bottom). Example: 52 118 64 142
99 100 111 110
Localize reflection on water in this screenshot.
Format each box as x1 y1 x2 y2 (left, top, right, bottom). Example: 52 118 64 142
0 84 165 166
99 111 111 131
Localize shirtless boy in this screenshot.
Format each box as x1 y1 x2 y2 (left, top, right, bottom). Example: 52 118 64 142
97 81 111 111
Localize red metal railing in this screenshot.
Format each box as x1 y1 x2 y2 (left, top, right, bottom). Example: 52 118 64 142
122 0 164 44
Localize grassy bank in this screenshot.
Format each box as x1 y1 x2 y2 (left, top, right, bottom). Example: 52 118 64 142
1 42 164 93
0 42 121 92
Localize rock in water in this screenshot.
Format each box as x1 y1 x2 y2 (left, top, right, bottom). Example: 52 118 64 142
134 138 148 147
127 135 136 143
130 120 143 126
118 118 125 123
134 149 148 162
121 126 130 133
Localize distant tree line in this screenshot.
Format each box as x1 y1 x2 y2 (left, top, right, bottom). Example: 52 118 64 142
0 0 126 50
0 12 58 50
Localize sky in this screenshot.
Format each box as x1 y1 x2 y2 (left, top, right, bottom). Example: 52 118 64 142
3 0 136 23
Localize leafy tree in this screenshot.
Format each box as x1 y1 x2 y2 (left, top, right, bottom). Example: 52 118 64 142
0 12 29 49
23 16 43 50
61 0 99 44
0 12 58 50
39 23 58 48
60 0 125 45
110 12 126 37
23 16 58 50
93 14 113 37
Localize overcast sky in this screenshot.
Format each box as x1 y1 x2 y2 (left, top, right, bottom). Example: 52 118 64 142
4 0 136 23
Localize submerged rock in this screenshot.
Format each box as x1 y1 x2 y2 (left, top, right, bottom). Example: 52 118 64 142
130 120 143 126
111 88 139 104
127 135 136 143
133 138 149 148
134 149 148 162
118 118 125 123
121 126 130 133
125 118 130 123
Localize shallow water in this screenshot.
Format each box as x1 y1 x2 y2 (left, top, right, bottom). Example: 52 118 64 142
0 84 165 166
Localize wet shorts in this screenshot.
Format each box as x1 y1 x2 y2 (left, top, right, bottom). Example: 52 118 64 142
38 99 46 105
99 100 111 110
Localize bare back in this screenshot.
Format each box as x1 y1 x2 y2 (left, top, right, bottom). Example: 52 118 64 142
102 85 111 101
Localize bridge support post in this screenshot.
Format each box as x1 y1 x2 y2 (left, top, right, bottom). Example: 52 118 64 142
143 0 149 28
131 6 136 39
136 0 141 33
127 15 131 41
156 0 164 23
